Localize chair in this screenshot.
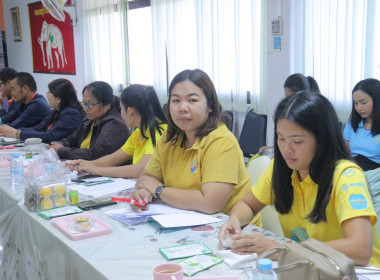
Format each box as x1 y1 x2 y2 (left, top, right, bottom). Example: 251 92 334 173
221 110 234 132
365 168 380 237
239 109 267 157
246 155 284 236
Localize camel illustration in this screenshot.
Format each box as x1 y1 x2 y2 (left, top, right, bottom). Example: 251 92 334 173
37 21 67 69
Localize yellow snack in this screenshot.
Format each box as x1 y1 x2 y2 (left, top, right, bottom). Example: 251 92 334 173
54 185 66 196
54 196 66 207
40 187 53 198
73 217 91 232
41 198 53 210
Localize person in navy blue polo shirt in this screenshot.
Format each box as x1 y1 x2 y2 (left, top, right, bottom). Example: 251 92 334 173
0 67 23 122
4 72 50 130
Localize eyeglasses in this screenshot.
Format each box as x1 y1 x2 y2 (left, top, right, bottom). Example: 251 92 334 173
80 101 101 110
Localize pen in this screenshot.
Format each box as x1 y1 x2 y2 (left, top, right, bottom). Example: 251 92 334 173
111 197 146 206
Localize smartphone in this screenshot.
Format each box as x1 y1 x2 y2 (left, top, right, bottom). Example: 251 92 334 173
71 173 98 183
77 197 117 210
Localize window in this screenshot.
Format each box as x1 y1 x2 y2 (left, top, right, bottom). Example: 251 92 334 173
292 0 380 121
127 5 154 85
151 0 265 112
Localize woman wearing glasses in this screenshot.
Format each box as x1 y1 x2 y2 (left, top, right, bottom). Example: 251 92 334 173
47 81 130 160
67 84 167 178
0 78 84 143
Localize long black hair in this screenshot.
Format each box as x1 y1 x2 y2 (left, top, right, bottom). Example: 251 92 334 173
349 78 380 136
272 91 352 223
166 69 222 143
48 79 84 125
284 73 320 94
120 84 166 147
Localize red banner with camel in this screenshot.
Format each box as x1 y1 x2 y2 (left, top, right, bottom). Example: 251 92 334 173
28 1 76 74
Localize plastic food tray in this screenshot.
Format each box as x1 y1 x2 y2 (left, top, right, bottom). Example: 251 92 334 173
186 277 242 280
52 212 112 241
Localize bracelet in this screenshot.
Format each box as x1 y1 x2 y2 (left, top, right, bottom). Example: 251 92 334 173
16 130 20 139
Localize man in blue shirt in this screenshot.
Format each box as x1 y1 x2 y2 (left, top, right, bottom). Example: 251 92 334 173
0 67 23 121
6 72 50 129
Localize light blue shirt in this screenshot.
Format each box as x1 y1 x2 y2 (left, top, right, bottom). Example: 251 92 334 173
343 120 380 164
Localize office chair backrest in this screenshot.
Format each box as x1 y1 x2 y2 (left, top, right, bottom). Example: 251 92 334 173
239 110 267 157
221 110 234 132
246 155 284 236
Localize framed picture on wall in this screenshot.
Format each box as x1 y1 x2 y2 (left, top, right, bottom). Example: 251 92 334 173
10 7 22 42
27 1 76 74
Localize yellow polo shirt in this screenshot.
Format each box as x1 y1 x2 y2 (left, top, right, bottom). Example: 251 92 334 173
121 124 167 164
252 160 380 268
145 123 251 215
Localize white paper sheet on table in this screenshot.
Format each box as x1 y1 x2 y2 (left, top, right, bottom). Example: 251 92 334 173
105 203 220 227
0 137 19 142
68 178 136 197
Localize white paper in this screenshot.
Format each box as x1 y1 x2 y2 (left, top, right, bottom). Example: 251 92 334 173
146 213 219 228
105 203 197 217
0 137 19 142
105 203 220 227
68 178 136 197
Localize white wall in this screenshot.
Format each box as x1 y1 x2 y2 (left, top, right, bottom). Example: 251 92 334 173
265 0 292 146
3 0 85 99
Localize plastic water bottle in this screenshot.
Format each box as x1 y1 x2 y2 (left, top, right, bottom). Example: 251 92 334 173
256 258 278 280
10 153 24 188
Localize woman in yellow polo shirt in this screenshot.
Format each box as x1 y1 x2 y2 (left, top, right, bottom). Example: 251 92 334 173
219 91 380 268
68 84 167 178
131 69 251 215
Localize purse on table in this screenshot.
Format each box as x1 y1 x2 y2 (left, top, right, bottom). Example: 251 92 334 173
257 238 357 280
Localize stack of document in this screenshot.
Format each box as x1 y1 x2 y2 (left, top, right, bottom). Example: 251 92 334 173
68 178 136 197
105 203 219 228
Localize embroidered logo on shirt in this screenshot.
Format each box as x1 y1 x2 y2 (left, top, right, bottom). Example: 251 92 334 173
290 227 309 241
349 194 368 210
190 159 199 174
342 168 355 177
375 137 380 142
341 182 365 191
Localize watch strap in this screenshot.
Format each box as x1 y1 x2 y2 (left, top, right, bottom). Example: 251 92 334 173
155 185 165 200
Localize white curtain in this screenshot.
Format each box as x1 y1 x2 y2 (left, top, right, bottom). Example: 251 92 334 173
151 0 265 113
292 0 380 122
82 0 129 92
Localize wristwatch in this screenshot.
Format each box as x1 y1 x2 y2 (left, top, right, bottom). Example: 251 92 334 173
155 185 165 200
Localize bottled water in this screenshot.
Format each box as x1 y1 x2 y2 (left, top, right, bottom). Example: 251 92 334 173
10 153 24 188
255 258 278 280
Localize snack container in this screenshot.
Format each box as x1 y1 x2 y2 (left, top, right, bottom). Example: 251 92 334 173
37 182 67 212
52 212 112 241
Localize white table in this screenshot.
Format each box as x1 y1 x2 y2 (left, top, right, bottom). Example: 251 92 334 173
0 163 379 279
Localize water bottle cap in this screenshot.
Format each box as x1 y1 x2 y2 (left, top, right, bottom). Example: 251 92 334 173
12 153 20 158
45 164 53 171
258 258 272 271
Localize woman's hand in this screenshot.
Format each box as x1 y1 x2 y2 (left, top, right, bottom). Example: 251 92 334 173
46 142 63 152
76 160 97 174
219 215 242 244
230 234 279 255
130 188 152 213
135 174 163 196
65 159 83 171
0 125 18 138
